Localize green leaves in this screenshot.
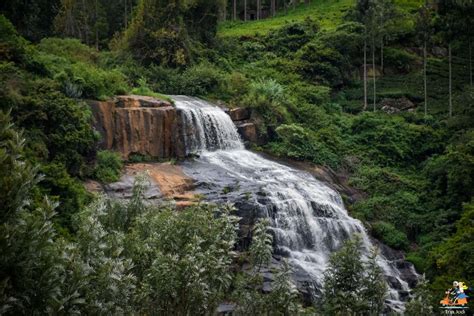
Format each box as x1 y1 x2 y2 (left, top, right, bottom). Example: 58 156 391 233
322 236 388 315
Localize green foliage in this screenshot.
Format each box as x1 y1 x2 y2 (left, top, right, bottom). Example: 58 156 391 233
93 150 123 183
322 235 387 315
233 260 302 316
0 15 28 62
383 47 419 73
271 124 342 168
350 113 443 166
265 18 319 56
242 78 291 128
372 221 409 250
429 201 474 290
36 38 129 99
249 219 273 271
405 274 434 316
121 0 223 66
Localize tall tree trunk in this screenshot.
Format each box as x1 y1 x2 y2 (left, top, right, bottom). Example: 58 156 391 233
372 35 376 112
272 0 276 17
470 39 473 87
363 37 368 111
244 0 247 21
223 1 227 21
124 0 128 28
233 0 236 20
380 36 384 74
94 0 99 51
257 0 260 20
449 43 452 117
424 40 427 116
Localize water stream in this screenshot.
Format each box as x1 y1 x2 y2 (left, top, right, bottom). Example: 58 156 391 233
172 95 417 312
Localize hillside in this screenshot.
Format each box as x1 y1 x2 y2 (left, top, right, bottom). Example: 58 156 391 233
1 0 473 314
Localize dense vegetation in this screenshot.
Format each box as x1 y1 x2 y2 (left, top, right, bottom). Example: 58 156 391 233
1 0 473 313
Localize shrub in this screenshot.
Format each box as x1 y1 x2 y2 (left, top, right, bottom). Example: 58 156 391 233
0 15 28 62
372 221 409 250
384 47 419 73
271 124 341 168
94 150 123 183
265 18 319 56
242 78 291 130
35 38 129 99
180 62 224 96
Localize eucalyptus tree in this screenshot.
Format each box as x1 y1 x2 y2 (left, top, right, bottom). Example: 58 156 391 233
416 1 435 116
355 0 370 110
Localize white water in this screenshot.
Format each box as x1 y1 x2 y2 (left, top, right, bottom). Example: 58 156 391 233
173 96 415 312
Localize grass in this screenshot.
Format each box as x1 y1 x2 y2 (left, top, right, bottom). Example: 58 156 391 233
218 0 353 37
217 0 423 38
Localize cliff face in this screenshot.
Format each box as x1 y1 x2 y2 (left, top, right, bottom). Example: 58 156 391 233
89 95 185 159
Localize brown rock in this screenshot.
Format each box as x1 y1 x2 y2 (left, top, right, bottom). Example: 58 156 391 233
237 123 258 143
379 97 415 113
229 107 251 121
115 95 171 108
88 95 183 159
84 180 103 193
104 162 198 207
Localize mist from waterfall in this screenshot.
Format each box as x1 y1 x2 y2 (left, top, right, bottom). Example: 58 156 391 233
172 95 416 312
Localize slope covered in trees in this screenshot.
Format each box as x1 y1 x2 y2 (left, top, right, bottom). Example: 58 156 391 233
1 0 473 313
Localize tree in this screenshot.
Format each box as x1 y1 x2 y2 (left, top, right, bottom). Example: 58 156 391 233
322 235 388 315
356 0 370 110
361 248 387 315
121 0 224 66
437 0 467 117
233 219 302 315
416 1 435 116
0 0 61 41
54 0 108 48
244 0 247 21
249 218 273 272
405 274 434 316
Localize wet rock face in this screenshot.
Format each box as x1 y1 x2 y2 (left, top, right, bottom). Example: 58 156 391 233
229 107 251 121
89 95 185 159
237 123 258 143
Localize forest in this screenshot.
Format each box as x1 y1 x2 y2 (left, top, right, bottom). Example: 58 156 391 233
0 0 473 315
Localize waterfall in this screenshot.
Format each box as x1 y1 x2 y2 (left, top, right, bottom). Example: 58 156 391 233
173 96 417 312
173 95 243 154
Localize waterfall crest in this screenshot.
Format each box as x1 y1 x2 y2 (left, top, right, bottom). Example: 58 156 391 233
173 96 417 312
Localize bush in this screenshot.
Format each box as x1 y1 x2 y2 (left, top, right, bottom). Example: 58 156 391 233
179 62 224 96
35 38 129 99
0 15 28 62
372 221 409 250
270 124 341 168
265 18 319 56
94 150 123 183
384 47 419 73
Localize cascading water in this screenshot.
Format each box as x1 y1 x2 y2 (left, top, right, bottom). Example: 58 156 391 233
173 95 417 312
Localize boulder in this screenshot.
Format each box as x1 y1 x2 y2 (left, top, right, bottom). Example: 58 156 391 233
379 97 415 113
237 122 258 143
229 107 251 121
102 162 197 207
432 46 448 57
